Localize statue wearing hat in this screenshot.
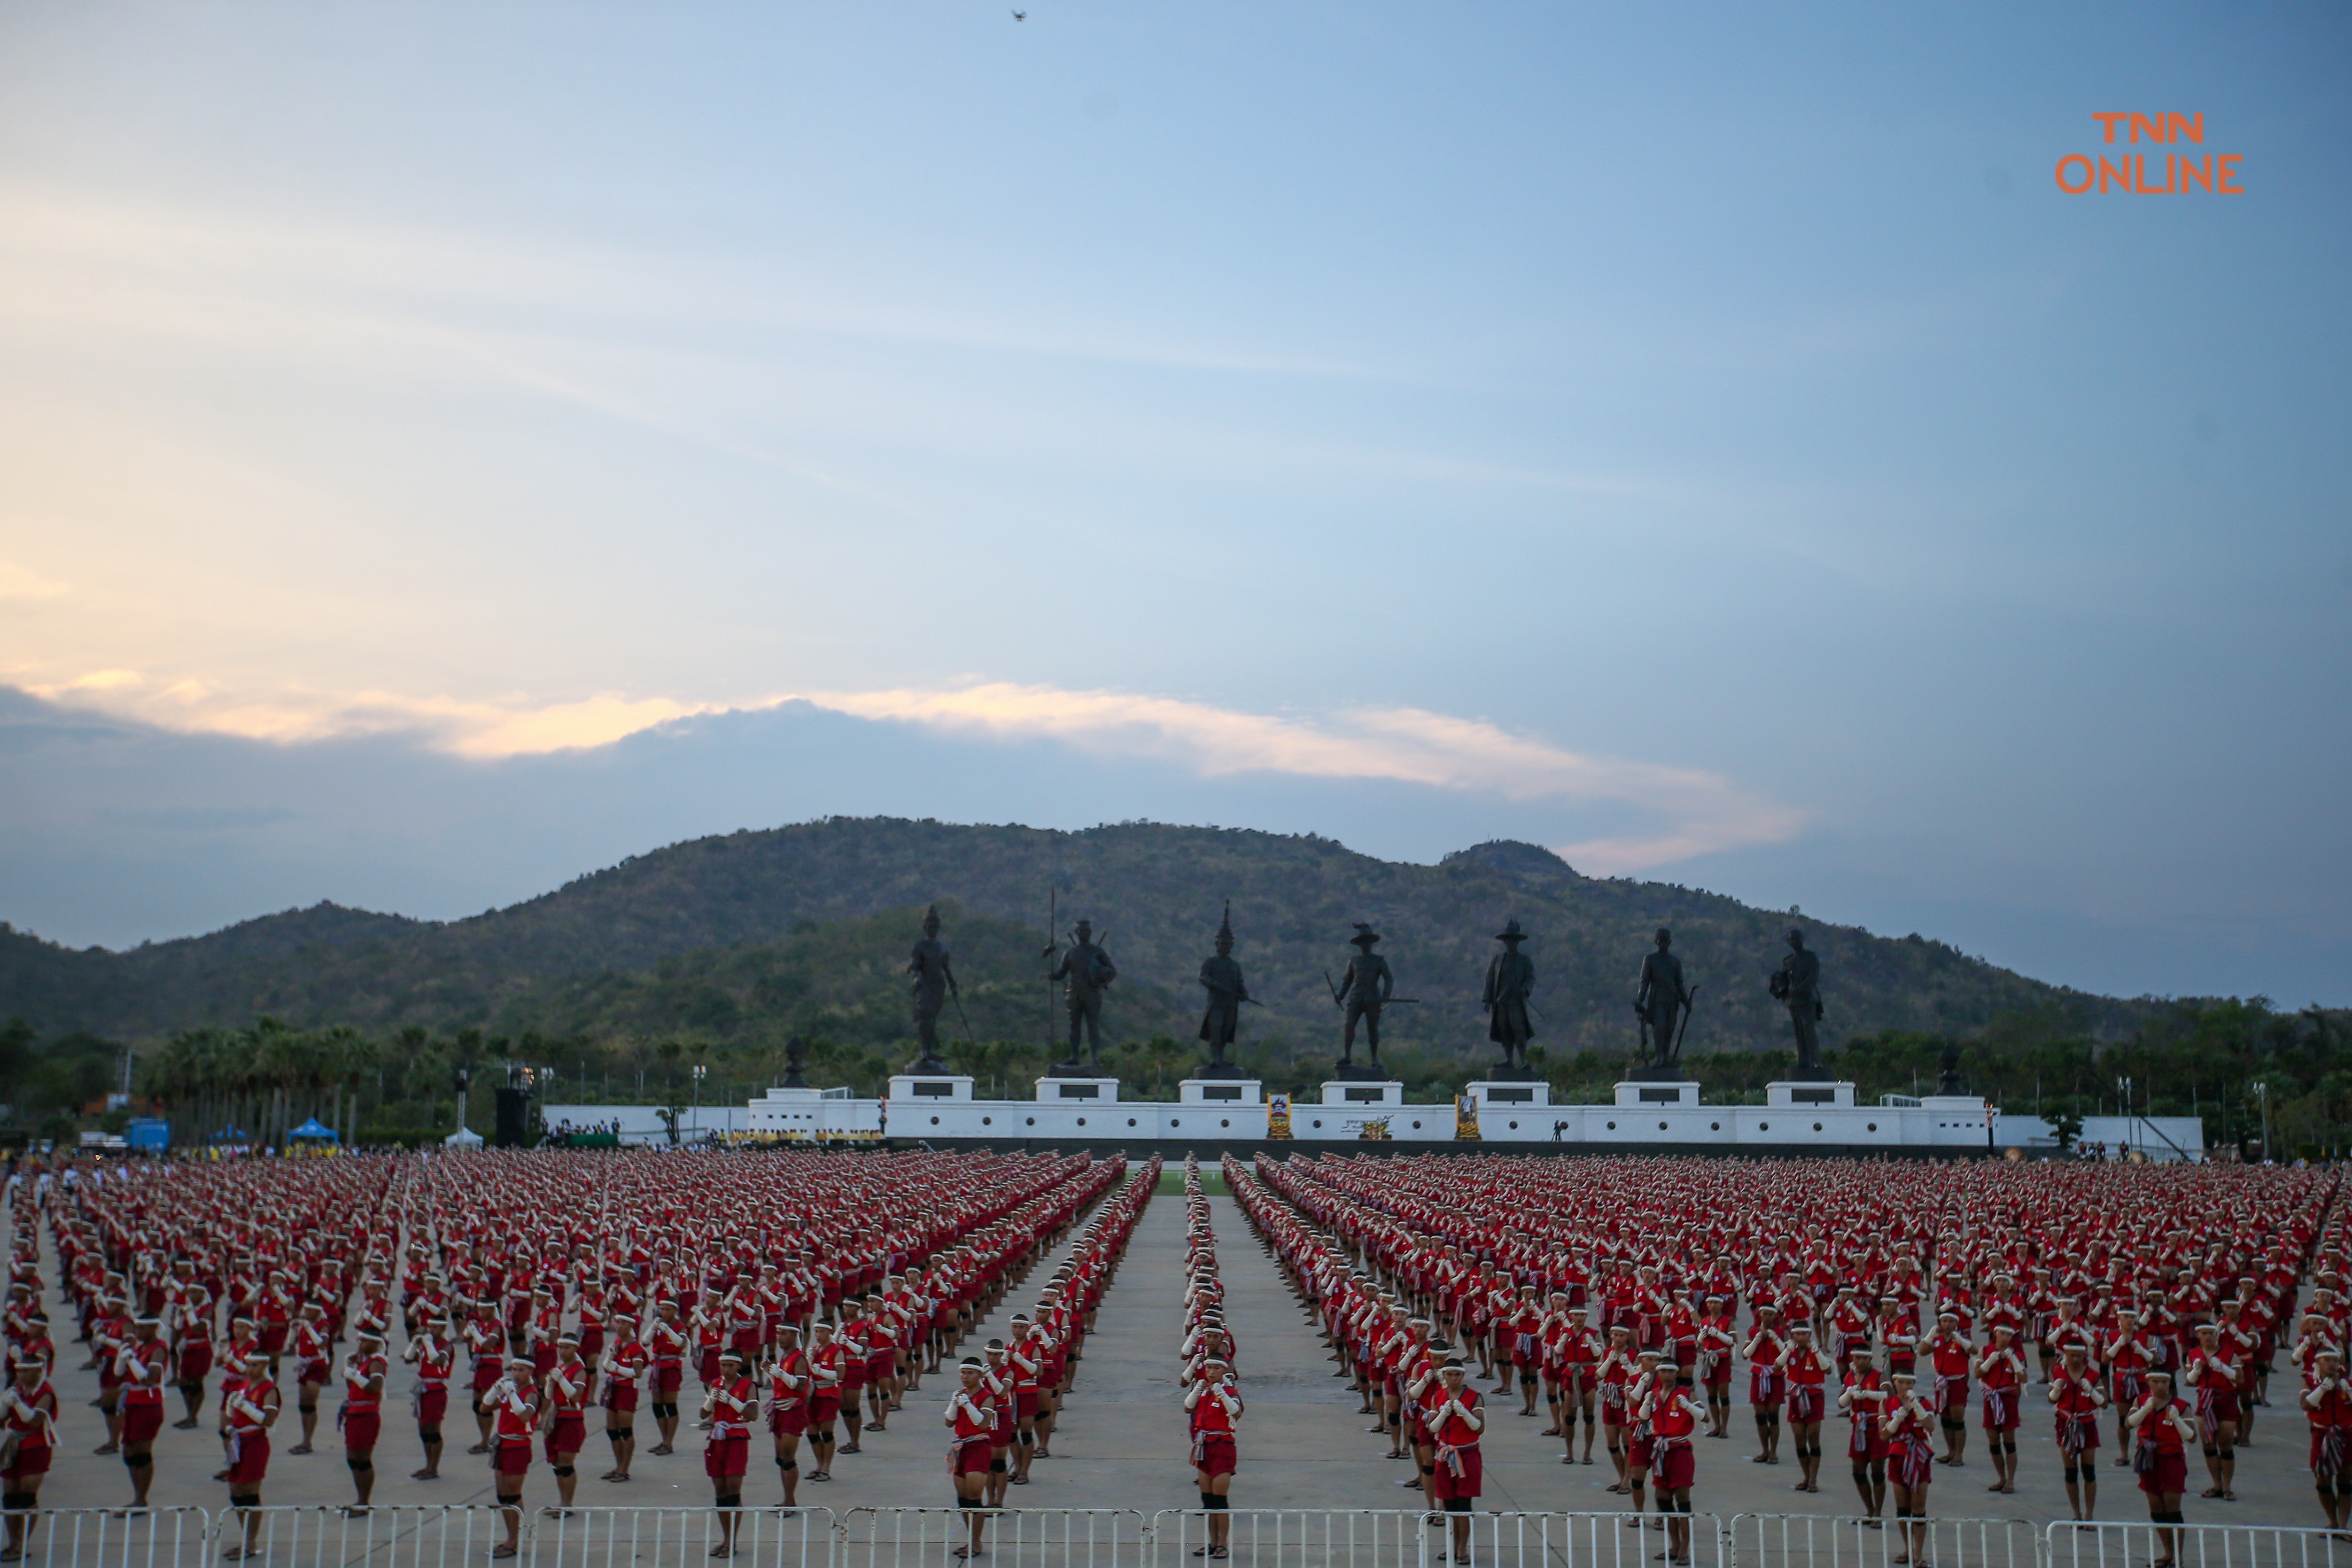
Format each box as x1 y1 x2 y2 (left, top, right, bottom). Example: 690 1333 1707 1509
1481 918 1537 1079
908 905 959 1074
1050 918 1118 1072
1195 904 1251 1079
1330 924 1395 1078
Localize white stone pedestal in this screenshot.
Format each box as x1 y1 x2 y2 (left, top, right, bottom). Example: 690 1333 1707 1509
1321 1080 1404 1107
1467 1080 1551 1108
1616 1080 1700 1108
890 1073 974 1102
1180 1079 1262 1104
1768 1080 1855 1108
1035 1076 1121 1103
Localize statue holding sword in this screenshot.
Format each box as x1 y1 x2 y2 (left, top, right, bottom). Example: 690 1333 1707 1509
1328 923 1412 1078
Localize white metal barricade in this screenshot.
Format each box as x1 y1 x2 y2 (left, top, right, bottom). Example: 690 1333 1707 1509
838 1506 1144 1568
1731 1512 2040 1568
531 1505 838 1568
210 1504 836 1568
210 1503 509 1568
0 1507 207 1568
2046 1521 2352 1568
1150 1508 1729 1568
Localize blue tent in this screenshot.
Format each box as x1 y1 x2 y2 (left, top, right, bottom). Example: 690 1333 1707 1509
287 1118 339 1142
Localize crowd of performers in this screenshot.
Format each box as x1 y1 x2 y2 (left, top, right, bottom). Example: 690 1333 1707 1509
938 1159 1156 1562
1177 1159 1242 1560
1240 1152 2344 1565
0 1149 1141 1560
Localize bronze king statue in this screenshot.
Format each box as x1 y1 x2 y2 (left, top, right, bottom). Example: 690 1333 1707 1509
1195 903 1253 1079
907 904 961 1074
1480 918 1537 1079
1632 927 1693 1079
1769 926 1827 1079
1328 923 1399 1079
1049 917 1118 1074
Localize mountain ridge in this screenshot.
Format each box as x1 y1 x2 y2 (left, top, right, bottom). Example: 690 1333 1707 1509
0 816 2146 1056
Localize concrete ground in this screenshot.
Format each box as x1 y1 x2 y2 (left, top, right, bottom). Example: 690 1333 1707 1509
16 1188 2325 1543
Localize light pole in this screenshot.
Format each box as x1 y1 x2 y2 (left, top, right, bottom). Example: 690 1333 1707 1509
692 1064 706 1144
452 1067 472 1143
2254 1081 2271 1163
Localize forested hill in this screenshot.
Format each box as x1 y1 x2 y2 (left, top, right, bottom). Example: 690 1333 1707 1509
0 817 2143 1058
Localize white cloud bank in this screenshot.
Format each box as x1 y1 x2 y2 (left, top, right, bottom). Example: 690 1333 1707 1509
22 673 1800 875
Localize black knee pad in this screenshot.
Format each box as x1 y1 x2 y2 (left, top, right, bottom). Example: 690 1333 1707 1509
1 1491 30 1512
348 1458 371 1474
1443 1498 1470 1514
1421 1464 1436 1475
1387 1412 1402 1427
2201 1444 2218 1459
779 1459 797 1472
956 1496 977 1510
420 1427 442 1444
715 1494 739 1510
1199 1490 1214 1508
231 1493 260 1509
124 1452 150 1472
989 1458 1005 1474
1017 1431 1033 1447
299 1404 317 1418
1204 1495 1227 1510
553 1465 574 1478
2064 1462 2082 1483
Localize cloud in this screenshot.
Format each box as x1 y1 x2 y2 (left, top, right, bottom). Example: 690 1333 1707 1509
23 673 1798 873
0 561 69 600
808 682 1802 871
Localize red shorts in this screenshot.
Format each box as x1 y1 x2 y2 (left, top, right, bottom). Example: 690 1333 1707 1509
953 1439 992 1476
1749 1367 1783 1406
770 1403 808 1436
1195 1435 1236 1477
121 1403 164 1444
259 1325 289 1356
606 1384 639 1415
2203 1390 2242 1428
2 1443 51 1482
178 1343 214 1382
2314 1432 2349 1482
1626 1433 1655 1472
295 1358 328 1388
495 1440 533 1477
1787 1386 1825 1424
228 1432 270 1489
342 1411 381 1453
1015 1389 1040 1420
697 1349 721 1384
841 1362 867 1392
655 1365 683 1396
705 1435 748 1480
545 1414 585 1460
1982 1391 2021 1433
1653 1439 1696 1490
866 1352 893 1382
1430 1446 1482 1502
2137 1450 2188 1496
809 1396 842 1427
1601 1401 1627 1430
417 1389 449 1428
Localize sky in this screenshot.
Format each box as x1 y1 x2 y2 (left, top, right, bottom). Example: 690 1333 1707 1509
2 2 2348 1006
